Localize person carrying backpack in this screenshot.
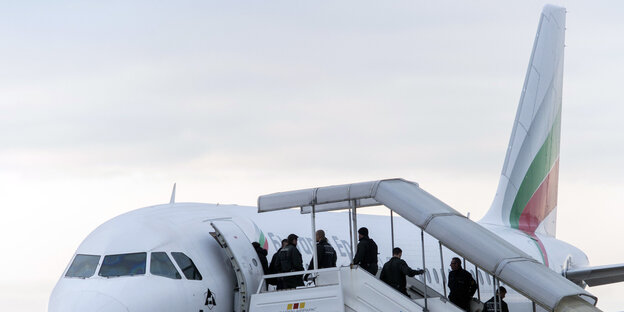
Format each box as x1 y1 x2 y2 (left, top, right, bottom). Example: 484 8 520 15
267 239 287 287
276 234 304 290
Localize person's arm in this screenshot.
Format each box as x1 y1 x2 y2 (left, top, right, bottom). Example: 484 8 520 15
468 271 478 293
304 256 314 281
353 241 365 264
401 260 424 277
269 254 278 274
314 244 323 268
379 265 388 283
293 249 304 271
261 256 269 273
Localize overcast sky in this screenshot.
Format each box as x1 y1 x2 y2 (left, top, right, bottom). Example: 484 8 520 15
1 1 623 310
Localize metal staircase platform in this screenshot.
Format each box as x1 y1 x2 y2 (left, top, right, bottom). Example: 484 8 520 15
257 178 600 312
249 266 464 312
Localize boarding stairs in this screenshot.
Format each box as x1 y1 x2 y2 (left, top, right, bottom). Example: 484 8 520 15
249 265 462 312
247 178 601 312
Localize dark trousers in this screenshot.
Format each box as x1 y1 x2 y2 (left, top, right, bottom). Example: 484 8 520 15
449 294 470 311
276 275 303 290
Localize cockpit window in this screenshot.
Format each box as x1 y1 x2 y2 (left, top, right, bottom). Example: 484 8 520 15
99 252 146 277
171 252 202 280
151 252 181 279
65 254 100 278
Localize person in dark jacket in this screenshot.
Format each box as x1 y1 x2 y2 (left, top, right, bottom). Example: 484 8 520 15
269 239 288 274
353 227 379 275
484 287 509 312
304 230 337 283
275 234 304 289
307 230 337 270
267 239 287 287
448 257 478 311
379 247 424 296
252 242 269 274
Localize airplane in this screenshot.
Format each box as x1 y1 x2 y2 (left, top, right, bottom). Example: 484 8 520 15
48 5 624 312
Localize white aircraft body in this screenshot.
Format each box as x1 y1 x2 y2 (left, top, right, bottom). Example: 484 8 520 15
49 5 623 312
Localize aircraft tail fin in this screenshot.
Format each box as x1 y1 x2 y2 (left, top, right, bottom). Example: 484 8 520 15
481 5 566 238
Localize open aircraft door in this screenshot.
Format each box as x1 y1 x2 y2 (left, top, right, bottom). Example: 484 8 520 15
211 220 264 312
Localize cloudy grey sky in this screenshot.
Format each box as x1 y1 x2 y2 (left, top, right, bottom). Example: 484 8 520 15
1 0 623 310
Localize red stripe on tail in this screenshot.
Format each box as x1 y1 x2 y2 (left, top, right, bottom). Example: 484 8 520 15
518 160 559 234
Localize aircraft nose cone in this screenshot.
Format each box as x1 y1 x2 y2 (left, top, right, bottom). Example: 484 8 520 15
49 290 128 312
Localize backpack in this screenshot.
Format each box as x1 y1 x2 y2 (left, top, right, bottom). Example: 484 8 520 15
278 246 293 272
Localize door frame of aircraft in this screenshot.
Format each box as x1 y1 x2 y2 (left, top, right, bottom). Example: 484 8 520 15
211 220 264 312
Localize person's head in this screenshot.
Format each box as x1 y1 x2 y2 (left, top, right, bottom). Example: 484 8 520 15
450 257 462 271
281 239 288 248
392 247 402 258
497 286 507 299
358 227 368 240
287 234 298 246
252 241 267 255
316 229 326 242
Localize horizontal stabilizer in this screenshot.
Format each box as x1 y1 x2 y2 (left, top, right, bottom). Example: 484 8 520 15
566 263 624 287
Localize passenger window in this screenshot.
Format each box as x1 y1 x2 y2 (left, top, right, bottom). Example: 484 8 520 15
151 252 181 279
99 252 146 277
432 268 439 283
65 254 100 278
478 271 484 285
171 252 202 280
425 269 431 283
487 273 491 285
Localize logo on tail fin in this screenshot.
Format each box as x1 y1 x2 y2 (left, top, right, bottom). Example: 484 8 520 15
509 113 561 234
481 5 566 266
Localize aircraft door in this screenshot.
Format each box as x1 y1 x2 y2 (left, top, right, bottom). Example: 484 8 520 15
211 220 264 312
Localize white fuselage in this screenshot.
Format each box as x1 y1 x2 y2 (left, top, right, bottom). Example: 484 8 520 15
49 202 589 312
